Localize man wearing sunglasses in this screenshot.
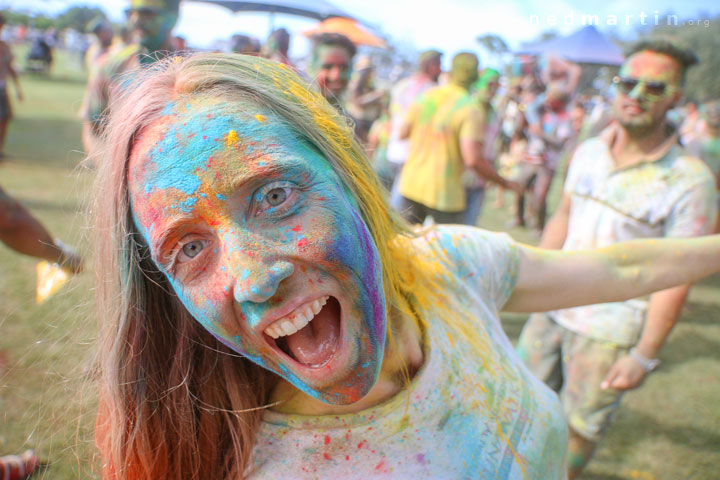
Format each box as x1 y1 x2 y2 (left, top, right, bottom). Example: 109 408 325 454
80 0 180 159
517 39 717 479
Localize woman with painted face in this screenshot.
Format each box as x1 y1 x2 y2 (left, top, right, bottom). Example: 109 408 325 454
93 54 720 479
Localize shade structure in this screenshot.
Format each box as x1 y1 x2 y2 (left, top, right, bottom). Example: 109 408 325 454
303 17 386 48
191 0 353 21
517 25 624 66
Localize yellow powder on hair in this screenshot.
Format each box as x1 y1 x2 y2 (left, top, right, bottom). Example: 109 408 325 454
255 114 266 122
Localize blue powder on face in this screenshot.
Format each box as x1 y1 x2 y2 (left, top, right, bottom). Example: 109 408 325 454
142 98 286 197
178 197 198 212
136 96 385 403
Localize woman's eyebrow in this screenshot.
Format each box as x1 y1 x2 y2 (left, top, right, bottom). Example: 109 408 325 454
151 219 188 255
221 156 307 193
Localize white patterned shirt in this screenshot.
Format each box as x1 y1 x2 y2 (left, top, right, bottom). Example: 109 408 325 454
551 128 717 345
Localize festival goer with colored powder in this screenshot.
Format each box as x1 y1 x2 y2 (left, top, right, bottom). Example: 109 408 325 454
539 54 582 99
517 39 716 479
461 67 502 226
385 49 442 209
496 115 528 213
307 33 356 112
494 78 524 209
84 18 115 70
686 100 720 233
92 52 720 479
515 85 573 234
230 34 261 56
261 28 294 69
366 92 393 190
80 0 179 158
346 56 385 144
397 53 517 225
0 13 23 160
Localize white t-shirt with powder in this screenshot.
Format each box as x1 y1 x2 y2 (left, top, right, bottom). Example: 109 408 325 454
248 226 568 479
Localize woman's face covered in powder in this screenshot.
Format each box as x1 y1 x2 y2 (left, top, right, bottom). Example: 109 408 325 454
128 95 386 404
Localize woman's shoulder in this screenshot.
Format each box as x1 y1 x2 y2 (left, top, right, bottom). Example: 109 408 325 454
409 225 521 309
410 224 516 262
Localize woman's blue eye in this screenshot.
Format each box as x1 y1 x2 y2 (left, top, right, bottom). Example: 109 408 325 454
181 240 204 259
265 187 288 206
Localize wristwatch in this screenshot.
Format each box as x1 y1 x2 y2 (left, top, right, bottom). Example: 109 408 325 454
629 347 661 372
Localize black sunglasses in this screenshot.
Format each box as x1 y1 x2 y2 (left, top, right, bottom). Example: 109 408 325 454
612 76 677 100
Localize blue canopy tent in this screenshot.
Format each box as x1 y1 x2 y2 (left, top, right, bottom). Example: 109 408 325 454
517 25 624 66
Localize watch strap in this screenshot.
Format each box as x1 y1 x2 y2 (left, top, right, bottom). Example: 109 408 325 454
629 347 661 372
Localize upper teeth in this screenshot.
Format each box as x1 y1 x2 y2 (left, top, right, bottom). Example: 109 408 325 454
264 296 329 339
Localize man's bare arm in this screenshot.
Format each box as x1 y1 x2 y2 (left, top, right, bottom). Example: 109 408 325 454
539 193 571 249
505 235 720 313
0 187 82 272
459 137 518 190
601 286 688 390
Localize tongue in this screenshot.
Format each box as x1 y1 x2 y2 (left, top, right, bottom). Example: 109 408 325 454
285 297 341 366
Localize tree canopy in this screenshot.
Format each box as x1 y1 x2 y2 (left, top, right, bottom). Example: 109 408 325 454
1 6 106 33
642 16 720 102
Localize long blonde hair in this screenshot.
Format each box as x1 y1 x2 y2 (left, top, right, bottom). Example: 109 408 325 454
93 53 445 479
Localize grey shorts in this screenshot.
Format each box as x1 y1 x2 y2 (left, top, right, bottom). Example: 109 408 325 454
516 312 628 441
516 163 554 190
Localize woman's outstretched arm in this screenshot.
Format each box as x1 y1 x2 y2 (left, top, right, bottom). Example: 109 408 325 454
504 235 720 313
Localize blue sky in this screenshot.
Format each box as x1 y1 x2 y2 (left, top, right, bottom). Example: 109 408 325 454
2 0 718 64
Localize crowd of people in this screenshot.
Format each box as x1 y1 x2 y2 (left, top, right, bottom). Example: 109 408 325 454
1 0 720 479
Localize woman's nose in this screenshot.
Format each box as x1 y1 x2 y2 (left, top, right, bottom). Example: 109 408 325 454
232 260 294 303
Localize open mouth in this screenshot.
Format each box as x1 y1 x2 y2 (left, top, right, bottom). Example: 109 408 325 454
264 296 341 368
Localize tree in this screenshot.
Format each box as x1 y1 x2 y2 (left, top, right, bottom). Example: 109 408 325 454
0 10 32 26
55 6 106 33
642 15 720 102
476 34 509 67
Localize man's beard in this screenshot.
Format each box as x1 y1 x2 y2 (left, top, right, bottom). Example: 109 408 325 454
619 114 663 139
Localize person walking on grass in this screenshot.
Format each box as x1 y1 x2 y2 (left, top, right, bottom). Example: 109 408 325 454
386 49 442 209
80 0 180 159
0 13 23 160
307 33 357 113
516 39 716 479
397 52 519 225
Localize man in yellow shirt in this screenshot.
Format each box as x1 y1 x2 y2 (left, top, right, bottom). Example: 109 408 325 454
398 52 517 224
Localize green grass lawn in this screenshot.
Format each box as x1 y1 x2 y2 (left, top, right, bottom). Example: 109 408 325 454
0 48 718 479
0 47 97 479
